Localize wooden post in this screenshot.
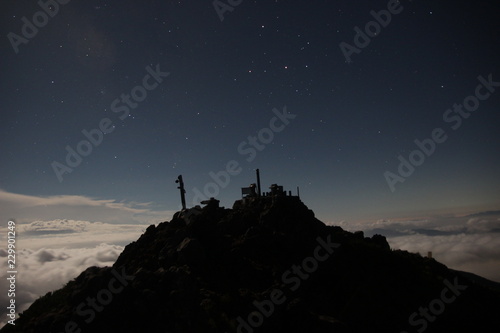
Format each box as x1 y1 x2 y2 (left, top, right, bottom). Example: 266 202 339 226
176 175 186 210
256 169 261 197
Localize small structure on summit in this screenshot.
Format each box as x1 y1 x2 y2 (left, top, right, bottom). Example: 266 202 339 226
174 169 300 212
241 183 258 197
234 169 301 210
241 169 299 198
200 197 220 209
240 168 261 197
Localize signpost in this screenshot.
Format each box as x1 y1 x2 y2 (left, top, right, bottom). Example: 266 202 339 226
176 175 186 210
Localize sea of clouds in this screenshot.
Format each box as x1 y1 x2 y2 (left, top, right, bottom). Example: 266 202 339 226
0 189 174 328
338 211 500 283
1 188 499 328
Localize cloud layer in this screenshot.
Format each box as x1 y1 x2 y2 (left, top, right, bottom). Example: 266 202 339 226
0 220 146 328
1 189 498 329
0 189 174 225
338 211 500 283
0 189 174 328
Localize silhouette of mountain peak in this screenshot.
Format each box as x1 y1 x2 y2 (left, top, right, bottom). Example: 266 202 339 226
3 197 500 333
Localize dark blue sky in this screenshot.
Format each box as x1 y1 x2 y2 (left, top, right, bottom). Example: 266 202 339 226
1 0 499 223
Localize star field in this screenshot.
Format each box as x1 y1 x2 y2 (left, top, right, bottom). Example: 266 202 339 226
0 0 499 222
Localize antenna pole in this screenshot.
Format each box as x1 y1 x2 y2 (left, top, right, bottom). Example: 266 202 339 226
256 169 261 197
176 175 186 210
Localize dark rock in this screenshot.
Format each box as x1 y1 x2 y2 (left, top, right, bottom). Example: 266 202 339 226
2 196 500 333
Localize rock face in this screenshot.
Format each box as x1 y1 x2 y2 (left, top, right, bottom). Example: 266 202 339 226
3 197 500 333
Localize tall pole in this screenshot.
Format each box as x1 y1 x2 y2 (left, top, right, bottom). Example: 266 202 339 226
176 175 186 210
256 169 261 197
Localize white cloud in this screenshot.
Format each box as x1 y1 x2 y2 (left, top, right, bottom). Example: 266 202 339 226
0 243 127 328
2 189 497 328
465 217 500 233
388 233 500 281
337 211 500 283
0 218 148 328
0 189 175 225
4 219 146 249
0 189 178 328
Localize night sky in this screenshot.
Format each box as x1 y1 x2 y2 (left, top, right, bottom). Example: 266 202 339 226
1 0 500 226
1 1 500 319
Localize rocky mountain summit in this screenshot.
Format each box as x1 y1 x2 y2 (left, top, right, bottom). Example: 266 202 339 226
3 195 500 333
